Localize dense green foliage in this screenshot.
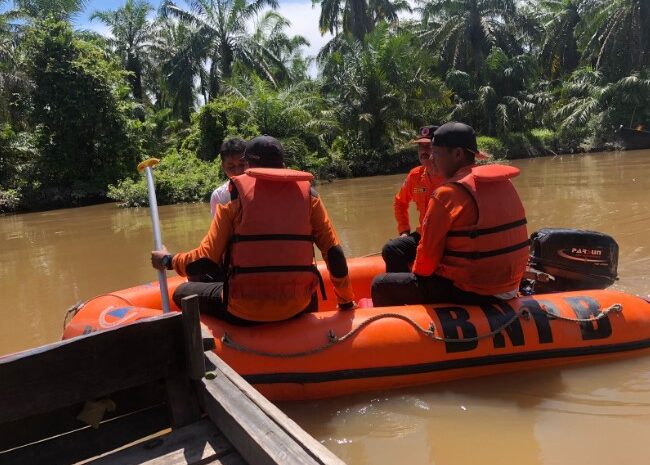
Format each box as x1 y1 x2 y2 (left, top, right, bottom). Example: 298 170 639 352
108 150 220 206
24 20 138 207
1 0 649 212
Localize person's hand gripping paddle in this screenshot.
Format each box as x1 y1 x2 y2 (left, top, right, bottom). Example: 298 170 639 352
138 158 171 313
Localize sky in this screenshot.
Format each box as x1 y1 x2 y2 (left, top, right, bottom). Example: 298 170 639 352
75 0 334 61
2 0 418 75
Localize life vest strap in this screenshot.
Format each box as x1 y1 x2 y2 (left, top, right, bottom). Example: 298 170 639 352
447 218 527 238
445 239 530 260
231 234 314 242
230 264 327 299
231 265 316 274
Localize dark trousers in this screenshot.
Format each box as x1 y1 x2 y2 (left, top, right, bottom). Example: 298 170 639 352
186 258 227 283
371 272 500 307
382 232 421 272
173 281 319 326
172 281 258 326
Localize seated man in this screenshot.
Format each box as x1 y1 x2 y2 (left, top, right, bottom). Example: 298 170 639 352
371 122 529 306
382 125 444 272
210 137 247 216
189 138 247 283
152 135 356 325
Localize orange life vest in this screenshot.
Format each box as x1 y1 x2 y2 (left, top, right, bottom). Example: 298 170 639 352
227 168 320 322
437 164 529 296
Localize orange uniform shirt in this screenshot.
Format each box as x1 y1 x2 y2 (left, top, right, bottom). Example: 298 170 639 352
393 166 444 234
412 183 478 277
172 194 355 306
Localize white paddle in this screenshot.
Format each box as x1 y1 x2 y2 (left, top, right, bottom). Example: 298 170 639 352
138 158 171 313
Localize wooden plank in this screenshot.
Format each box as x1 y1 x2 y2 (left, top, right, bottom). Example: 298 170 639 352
165 296 204 427
202 325 216 351
0 313 186 424
86 418 236 465
165 374 202 428
181 295 206 380
205 353 346 465
0 380 167 452
0 404 169 465
199 365 323 465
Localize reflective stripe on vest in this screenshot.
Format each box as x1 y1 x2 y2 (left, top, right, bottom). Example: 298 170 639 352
437 164 529 296
228 169 319 322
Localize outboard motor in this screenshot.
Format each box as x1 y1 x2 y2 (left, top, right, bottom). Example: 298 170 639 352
525 228 618 294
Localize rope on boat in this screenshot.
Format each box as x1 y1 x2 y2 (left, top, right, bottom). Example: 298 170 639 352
63 294 136 330
221 302 624 358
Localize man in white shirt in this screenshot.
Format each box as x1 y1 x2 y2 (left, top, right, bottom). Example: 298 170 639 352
210 138 247 216
183 138 247 283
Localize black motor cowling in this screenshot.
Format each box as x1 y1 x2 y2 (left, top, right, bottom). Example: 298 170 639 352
528 228 618 293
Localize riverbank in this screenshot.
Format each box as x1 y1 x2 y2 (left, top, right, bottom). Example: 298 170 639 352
0 131 632 214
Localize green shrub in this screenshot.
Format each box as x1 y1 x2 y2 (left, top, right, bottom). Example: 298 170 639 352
24 19 140 202
281 137 311 169
555 125 591 153
528 128 558 154
108 150 221 207
390 145 420 173
191 96 256 161
501 132 532 159
0 189 22 213
477 136 506 158
107 178 149 207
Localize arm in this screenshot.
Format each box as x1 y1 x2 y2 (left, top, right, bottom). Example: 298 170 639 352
310 195 355 307
170 200 238 276
412 191 453 276
393 176 412 235
412 185 478 276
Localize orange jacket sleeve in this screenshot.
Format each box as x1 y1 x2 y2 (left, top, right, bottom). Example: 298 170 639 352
311 196 355 305
171 199 239 276
412 185 477 276
393 174 412 234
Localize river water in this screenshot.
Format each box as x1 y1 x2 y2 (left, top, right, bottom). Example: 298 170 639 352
2 150 650 464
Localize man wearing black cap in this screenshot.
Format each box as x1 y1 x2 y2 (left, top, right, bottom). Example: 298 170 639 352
382 125 445 272
371 122 529 306
152 135 356 323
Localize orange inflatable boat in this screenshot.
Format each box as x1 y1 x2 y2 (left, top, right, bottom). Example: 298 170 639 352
63 254 650 401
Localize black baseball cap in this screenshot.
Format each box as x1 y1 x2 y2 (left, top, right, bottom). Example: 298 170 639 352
432 122 488 159
242 135 285 167
412 125 439 144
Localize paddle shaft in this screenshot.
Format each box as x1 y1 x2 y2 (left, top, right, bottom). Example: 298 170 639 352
143 166 171 313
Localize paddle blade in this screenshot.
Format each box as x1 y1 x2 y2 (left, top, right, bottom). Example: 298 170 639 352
137 158 160 172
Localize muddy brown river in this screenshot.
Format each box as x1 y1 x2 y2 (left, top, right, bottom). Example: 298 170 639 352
2 150 650 465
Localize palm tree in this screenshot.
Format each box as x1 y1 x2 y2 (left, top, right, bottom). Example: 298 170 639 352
250 11 311 84
554 68 650 141
0 0 13 64
579 0 650 79
315 0 410 42
161 0 284 100
91 0 155 102
538 0 580 78
151 19 205 123
447 48 538 135
320 23 446 173
0 1 30 128
12 0 88 21
417 0 519 82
